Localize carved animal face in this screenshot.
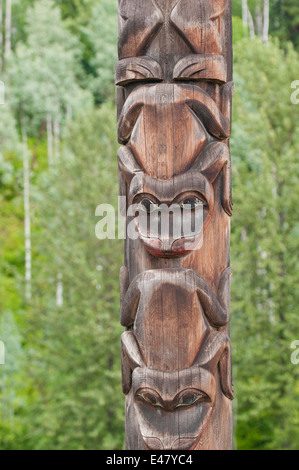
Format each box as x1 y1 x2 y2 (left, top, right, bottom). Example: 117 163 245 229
130 171 211 258
119 140 232 258
131 367 216 450
121 328 234 451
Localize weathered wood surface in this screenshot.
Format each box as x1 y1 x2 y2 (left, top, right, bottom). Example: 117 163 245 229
116 0 233 450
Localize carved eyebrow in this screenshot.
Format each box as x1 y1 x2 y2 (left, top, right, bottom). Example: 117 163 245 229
115 57 163 86
173 55 227 84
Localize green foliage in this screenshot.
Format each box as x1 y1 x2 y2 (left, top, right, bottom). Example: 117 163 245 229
270 0 299 48
233 16 248 45
82 0 118 103
8 0 92 134
231 38 299 450
23 103 125 450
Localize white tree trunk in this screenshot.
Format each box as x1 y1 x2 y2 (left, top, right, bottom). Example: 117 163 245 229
0 0 3 74
256 4 263 38
22 124 32 300
4 0 11 60
242 0 248 27
56 273 63 307
47 113 54 167
66 105 72 121
247 7 256 38
54 119 60 160
263 0 270 44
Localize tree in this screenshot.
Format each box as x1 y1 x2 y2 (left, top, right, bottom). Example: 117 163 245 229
24 103 125 450
231 38 299 449
83 0 118 103
8 0 92 161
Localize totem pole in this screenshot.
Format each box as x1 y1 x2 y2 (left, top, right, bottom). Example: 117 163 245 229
116 0 234 450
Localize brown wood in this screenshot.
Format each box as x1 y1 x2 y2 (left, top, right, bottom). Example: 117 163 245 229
116 0 233 450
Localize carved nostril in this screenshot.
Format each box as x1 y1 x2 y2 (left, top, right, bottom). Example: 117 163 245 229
171 438 197 451
143 437 164 450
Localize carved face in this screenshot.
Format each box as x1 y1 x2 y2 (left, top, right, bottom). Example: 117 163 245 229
130 171 212 258
121 327 233 450
131 367 216 450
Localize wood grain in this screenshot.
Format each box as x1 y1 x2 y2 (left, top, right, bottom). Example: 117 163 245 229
116 0 233 450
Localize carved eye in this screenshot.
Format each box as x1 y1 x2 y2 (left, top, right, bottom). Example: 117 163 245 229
176 391 207 408
139 197 157 214
137 391 164 408
178 196 205 210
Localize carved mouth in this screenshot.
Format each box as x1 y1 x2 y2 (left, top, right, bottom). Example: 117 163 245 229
141 235 202 258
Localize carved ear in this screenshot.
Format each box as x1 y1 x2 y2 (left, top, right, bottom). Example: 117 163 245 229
120 266 129 305
195 331 234 400
118 89 144 144
217 267 232 315
118 146 143 189
196 142 232 216
220 81 234 122
120 273 141 327
210 0 227 20
186 87 231 140
194 267 231 327
121 331 146 395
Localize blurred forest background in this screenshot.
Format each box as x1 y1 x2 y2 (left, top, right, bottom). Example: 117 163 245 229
0 0 299 450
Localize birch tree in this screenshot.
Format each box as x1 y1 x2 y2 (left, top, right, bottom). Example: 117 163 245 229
22 124 31 300
4 0 11 60
0 0 3 74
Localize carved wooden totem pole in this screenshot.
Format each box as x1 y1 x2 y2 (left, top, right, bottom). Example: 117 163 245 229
116 0 234 450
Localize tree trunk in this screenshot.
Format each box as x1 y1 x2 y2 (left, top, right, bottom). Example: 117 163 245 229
248 6 256 38
22 122 32 301
46 113 53 167
263 0 270 44
242 0 248 27
256 4 263 38
0 0 3 74
4 0 11 60
56 273 63 307
53 119 60 161
117 0 234 450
